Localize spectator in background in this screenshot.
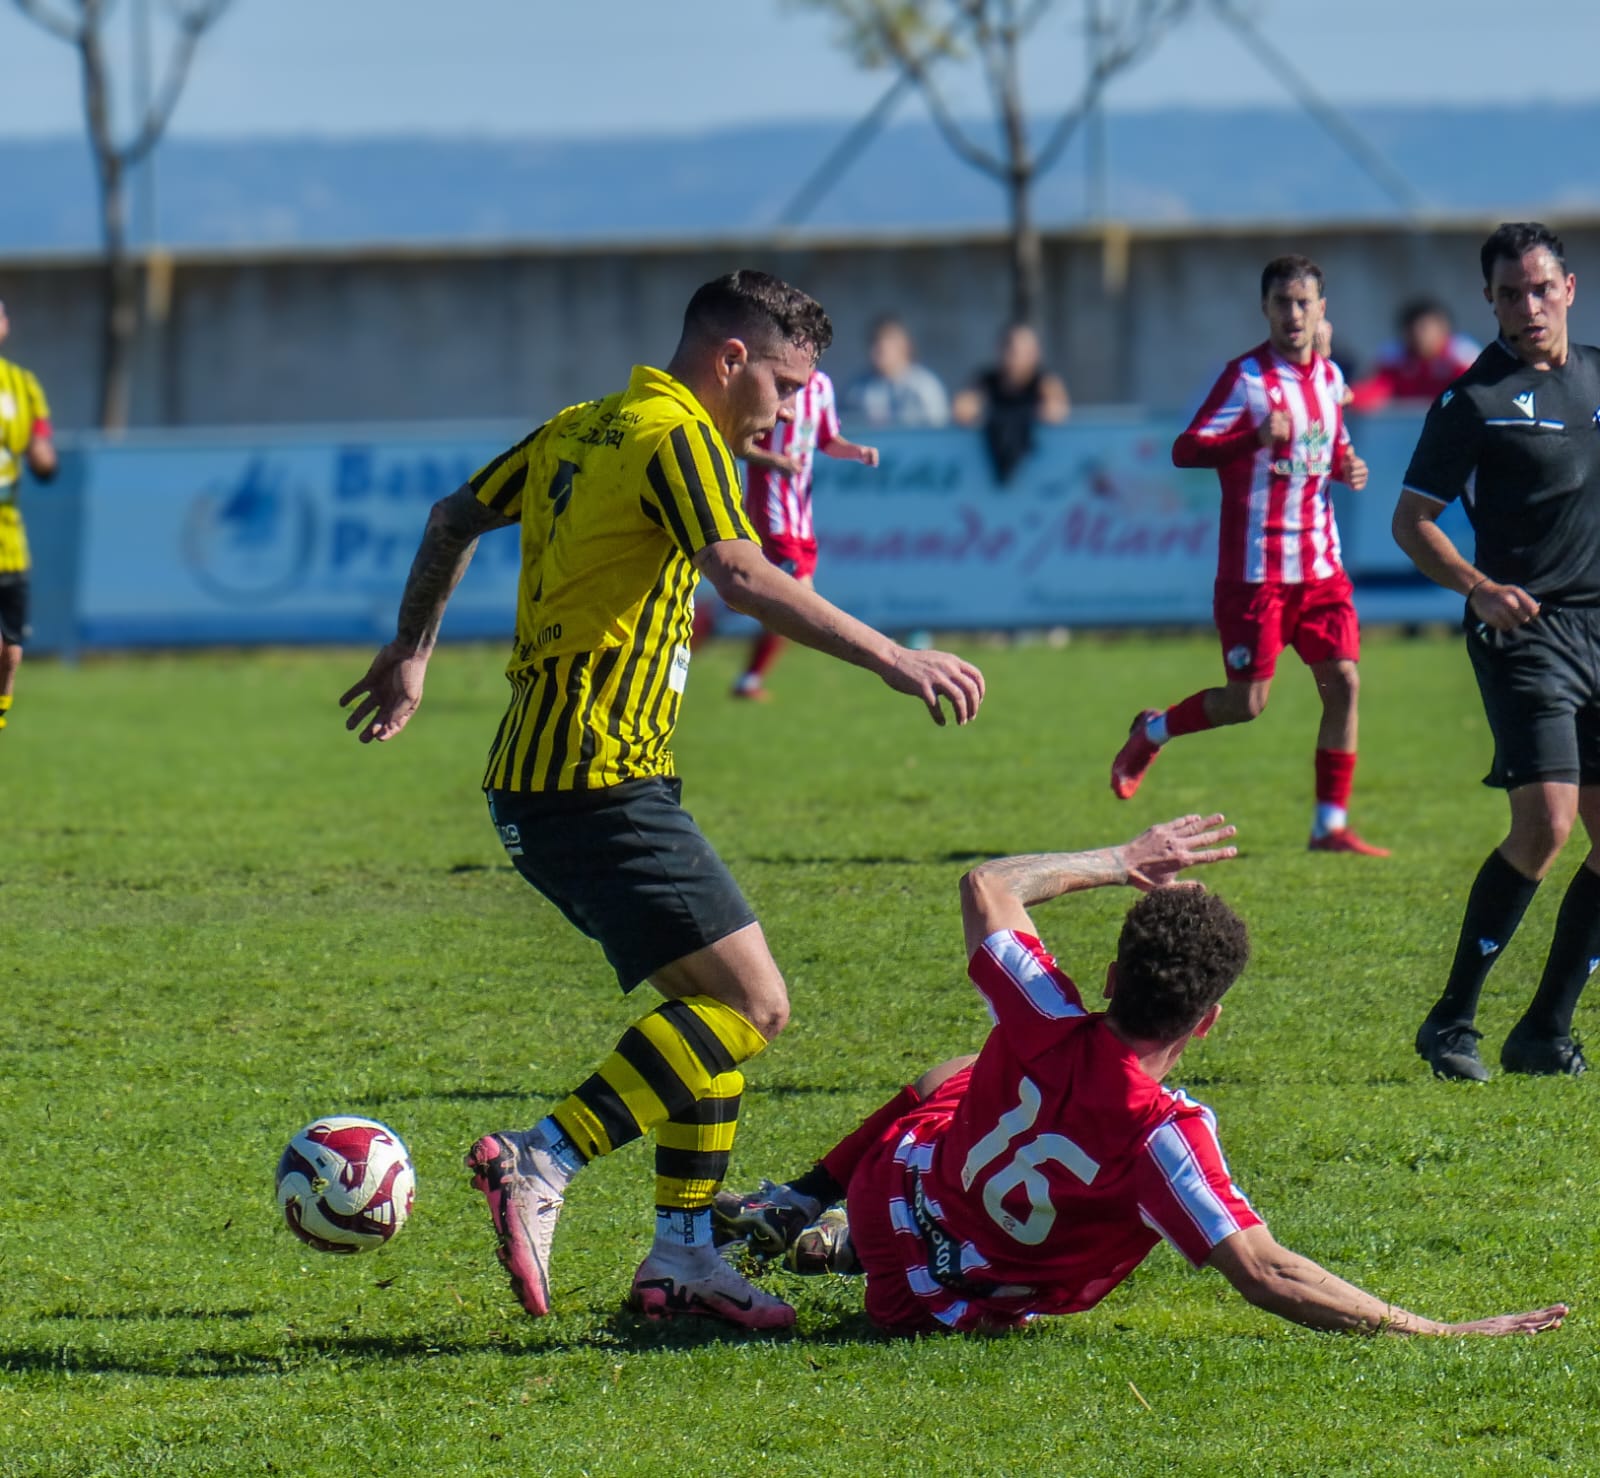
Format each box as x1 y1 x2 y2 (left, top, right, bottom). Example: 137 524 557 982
953 323 1071 484
1349 298 1479 413
841 316 951 428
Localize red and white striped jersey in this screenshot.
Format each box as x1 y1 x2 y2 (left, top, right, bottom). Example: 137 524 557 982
745 370 840 545
1173 342 1353 584
895 930 1261 1332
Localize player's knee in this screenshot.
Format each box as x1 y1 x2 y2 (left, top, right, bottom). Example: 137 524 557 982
1508 815 1572 876
1220 684 1269 723
1320 664 1359 708
0 642 22 677
743 987 790 1041
912 1054 977 1098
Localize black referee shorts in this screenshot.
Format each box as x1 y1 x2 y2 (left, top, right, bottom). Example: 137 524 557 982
486 777 758 992
0 575 29 646
1466 605 1600 789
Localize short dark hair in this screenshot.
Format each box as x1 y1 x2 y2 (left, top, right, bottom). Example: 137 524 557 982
681 270 833 360
1398 296 1451 330
1261 255 1324 301
1107 888 1250 1043
1480 222 1568 284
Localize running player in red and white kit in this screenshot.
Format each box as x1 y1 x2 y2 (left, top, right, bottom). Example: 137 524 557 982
1110 256 1387 855
732 368 878 699
716 816 1566 1339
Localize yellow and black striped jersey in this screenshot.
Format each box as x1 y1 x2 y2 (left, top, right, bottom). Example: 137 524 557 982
0 355 51 575
473 364 755 792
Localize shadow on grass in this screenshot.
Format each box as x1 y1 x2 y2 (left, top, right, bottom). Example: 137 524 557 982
0 1311 898 1379
41 1307 257 1323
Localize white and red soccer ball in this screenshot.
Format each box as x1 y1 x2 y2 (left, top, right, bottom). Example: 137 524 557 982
275 1116 415 1253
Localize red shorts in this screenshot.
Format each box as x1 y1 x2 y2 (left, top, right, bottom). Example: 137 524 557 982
844 1068 1003 1337
755 533 818 583
1213 571 1359 681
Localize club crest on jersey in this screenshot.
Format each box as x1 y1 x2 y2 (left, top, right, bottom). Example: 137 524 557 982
0 392 14 422
1270 422 1332 479
1513 390 1536 419
1226 645 1253 672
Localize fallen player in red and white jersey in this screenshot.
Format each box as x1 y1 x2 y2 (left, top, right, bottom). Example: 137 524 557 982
717 815 1566 1339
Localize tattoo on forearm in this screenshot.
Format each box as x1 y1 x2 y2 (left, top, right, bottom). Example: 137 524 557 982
979 849 1125 907
394 490 508 649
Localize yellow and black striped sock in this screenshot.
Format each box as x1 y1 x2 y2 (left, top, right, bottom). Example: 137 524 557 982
551 996 766 1176
0 694 11 731
654 1069 742 1210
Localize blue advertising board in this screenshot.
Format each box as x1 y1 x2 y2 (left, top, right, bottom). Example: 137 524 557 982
46 411 1467 651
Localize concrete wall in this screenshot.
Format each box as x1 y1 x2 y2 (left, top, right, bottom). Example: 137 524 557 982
2 215 1586 429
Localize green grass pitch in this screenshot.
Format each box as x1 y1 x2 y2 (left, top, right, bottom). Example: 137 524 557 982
2 631 1598 1476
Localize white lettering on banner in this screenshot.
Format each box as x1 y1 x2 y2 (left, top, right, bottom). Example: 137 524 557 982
58 418 1469 648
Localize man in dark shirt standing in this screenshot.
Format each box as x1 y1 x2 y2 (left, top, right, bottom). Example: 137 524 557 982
1394 222 1600 1080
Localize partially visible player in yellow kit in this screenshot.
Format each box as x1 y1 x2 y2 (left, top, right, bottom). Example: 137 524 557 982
0 298 59 734
341 271 985 1329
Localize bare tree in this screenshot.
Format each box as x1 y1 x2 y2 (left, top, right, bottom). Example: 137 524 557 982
794 0 1191 325
14 0 232 429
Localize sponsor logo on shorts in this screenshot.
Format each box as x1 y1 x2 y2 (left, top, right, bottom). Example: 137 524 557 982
497 822 524 857
1226 644 1253 671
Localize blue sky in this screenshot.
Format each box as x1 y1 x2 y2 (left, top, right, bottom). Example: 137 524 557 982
2 0 1598 139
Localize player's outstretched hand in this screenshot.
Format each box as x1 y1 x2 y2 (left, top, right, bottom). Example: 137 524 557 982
1441 1304 1568 1337
340 642 430 743
882 646 986 725
1469 578 1541 632
1119 813 1238 891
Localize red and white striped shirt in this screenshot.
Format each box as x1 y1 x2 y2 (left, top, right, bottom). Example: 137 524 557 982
891 930 1260 1332
1174 343 1353 584
745 370 840 546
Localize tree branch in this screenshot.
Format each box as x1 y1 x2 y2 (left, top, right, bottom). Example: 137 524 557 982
876 9 1007 179
12 0 84 42
1032 0 1187 176
123 0 231 166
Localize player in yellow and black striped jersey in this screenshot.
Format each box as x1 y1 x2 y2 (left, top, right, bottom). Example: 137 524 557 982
342 270 986 1330
0 298 60 735
469 364 757 793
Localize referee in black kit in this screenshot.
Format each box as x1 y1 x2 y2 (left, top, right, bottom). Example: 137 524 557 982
1395 222 1600 1081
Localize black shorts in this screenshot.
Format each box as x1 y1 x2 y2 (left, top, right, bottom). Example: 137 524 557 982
1466 605 1600 789
0 575 29 645
486 777 757 992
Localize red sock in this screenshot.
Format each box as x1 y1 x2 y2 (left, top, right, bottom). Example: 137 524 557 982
1315 748 1356 809
820 1084 922 1188
745 630 785 681
1164 692 1214 738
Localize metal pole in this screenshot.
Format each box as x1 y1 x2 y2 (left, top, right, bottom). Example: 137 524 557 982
132 0 156 246
1085 0 1107 220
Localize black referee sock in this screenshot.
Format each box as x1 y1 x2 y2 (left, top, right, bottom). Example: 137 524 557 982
1518 864 1600 1039
789 1164 845 1211
1429 849 1541 1028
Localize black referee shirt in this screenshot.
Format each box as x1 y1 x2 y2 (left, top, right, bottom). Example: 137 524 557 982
1402 339 1600 606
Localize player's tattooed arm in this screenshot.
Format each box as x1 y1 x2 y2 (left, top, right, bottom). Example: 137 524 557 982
392 486 515 652
340 486 513 744
960 815 1238 955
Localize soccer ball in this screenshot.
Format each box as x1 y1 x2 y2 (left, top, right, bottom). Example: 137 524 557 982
275 1116 416 1254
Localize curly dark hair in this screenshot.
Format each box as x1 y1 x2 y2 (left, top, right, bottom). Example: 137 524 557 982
1260 254 1324 301
1107 888 1250 1044
1480 222 1567 284
681 269 833 361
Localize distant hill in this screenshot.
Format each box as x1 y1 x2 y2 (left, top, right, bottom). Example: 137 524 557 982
5 104 1599 254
